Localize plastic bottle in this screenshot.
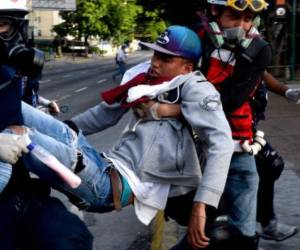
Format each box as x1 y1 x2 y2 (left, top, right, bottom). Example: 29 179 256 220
25 136 81 189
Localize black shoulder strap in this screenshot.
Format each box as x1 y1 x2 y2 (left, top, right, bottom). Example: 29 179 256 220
241 38 269 63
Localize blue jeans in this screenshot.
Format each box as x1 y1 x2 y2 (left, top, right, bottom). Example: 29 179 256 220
223 152 259 236
0 161 12 193
0 129 20 193
112 62 126 79
22 102 114 211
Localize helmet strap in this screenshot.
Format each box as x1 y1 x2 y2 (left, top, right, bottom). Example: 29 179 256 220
207 22 224 48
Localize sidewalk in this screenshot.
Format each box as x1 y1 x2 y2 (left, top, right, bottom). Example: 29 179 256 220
44 54 112 68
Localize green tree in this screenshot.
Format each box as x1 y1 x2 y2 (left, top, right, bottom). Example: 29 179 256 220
53 0 141 44
104 0 142 45
135 0 168 41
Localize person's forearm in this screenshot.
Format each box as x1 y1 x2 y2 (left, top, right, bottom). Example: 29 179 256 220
156 103 181 118
263 71 288 96
38 96 51 107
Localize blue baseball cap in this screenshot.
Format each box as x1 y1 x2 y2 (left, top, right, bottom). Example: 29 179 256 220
140 25 202 62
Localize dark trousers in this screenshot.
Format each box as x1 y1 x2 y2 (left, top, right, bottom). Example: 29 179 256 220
112 62 126 79
165 191 259 250
256 142 284 226
0 163 93 250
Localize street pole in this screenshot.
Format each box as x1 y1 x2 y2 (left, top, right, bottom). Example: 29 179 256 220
290 0 297 80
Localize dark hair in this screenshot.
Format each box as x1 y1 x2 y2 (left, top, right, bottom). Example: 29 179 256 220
182 57 198 70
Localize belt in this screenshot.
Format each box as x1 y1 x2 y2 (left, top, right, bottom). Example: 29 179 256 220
233 140 244 152
109 168 134 211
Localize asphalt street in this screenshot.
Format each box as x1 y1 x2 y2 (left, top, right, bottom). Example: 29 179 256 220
257 83 300 250
40 53 300 250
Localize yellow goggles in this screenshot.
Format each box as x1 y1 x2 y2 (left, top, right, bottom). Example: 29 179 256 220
227 0 269 12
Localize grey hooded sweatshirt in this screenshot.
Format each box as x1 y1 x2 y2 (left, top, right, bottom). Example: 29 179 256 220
72 71 234 208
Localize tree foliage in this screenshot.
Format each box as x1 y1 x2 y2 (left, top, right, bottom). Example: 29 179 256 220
53 0 142 44
52 0 205 43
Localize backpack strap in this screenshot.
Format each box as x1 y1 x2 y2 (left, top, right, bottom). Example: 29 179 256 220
241 38 269 63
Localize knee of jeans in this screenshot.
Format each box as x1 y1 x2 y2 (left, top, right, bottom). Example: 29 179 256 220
61 188 93 211
63 126 78 147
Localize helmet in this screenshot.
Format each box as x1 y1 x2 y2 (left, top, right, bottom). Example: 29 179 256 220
207 0 269 12
0 0 43 77
0 0 28 16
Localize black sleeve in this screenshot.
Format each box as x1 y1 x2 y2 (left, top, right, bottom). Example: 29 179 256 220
63 120 79 134
220 42 272 113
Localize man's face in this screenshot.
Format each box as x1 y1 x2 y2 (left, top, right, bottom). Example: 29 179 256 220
0 17 16 40
217 8 255 33
149 51 193 79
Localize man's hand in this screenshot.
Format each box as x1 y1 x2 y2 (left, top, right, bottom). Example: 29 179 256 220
48 101 60 115
132 100 158 119
187 202 210 249
285 89 300 104
132 100 182 120
0 133 29 164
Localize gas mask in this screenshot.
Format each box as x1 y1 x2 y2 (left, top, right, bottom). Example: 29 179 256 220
222 26 246 47
207 16 261 50
0 16 44 77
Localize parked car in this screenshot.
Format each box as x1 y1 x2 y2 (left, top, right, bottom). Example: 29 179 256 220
62 40 87 54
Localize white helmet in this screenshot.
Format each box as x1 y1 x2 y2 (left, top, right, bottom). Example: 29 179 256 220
0 0 28 15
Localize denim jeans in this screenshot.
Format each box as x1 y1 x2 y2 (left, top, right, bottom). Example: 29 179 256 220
22 102 113 211
0 161 12 193
0 129 19 193
112 62 126 79
223 152 259 236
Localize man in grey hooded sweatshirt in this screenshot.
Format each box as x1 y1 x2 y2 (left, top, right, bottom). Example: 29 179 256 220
4 25 233 249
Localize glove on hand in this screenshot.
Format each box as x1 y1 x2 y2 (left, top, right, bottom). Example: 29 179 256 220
285 89 300 104
0 133 29 164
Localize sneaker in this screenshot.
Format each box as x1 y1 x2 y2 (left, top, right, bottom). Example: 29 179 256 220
260 219 298 241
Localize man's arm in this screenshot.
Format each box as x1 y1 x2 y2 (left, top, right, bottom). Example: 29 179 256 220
264 71 300 104
71 102 128 135
38 96 60 115
181 80 234 248
181 80 233 207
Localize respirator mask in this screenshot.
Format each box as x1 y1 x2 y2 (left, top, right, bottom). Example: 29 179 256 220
222 26 246 47
0 16 44 77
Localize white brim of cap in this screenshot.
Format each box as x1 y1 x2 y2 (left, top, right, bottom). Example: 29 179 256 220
139 41 181 57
